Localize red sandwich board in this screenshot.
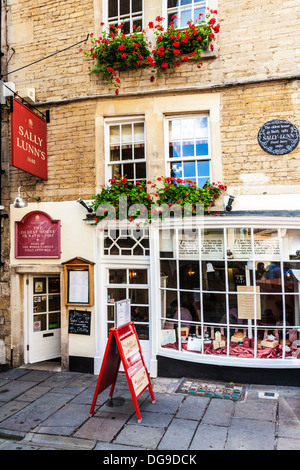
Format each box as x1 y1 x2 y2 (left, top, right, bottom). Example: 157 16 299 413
90 322 155 423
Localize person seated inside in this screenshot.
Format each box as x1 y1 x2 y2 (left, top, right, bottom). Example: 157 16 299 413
170 300 193 328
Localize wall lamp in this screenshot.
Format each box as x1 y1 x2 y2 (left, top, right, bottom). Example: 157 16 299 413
13 186 41 208
225 195 235 212
76 198 96 223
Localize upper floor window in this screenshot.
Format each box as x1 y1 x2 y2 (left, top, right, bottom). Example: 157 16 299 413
108 0 143 34
166 115 211 188
106 119 146 183
167 0 206 28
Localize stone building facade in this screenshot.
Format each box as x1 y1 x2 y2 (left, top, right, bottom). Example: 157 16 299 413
1 0 299 383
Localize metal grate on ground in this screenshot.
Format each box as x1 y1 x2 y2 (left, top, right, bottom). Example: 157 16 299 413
175 378 247 401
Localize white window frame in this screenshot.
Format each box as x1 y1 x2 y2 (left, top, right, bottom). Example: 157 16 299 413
105 116 147 184
165 0 206 28
164 113 212 187
152 216 300 369
103 0 144 33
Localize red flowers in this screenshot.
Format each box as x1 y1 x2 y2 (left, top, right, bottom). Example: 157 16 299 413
82 12 219 95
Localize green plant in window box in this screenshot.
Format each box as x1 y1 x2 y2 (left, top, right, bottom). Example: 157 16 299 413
90 175 226 225
81 10 219 94
81 24 152 94
155 177 226 216
150 10 219 74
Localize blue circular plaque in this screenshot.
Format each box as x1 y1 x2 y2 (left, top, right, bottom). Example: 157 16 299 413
258 119 299 155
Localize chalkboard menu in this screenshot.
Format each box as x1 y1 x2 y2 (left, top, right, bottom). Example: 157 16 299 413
68 310 91 335
258 119 299 155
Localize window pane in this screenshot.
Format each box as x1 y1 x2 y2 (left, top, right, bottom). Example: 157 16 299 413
256 261 282 293
183 161 196 177
197 160 210 177
33 314 47 331
179 261 199 289
129 288 148 304
168 0 179 7
110 148 120 161
201 228 224 260
33 296 47 313
132 0 142 12
136 162 146 179
129 269 147 284
181 119 194 139
182 0 193 5
181 9 192 25
203 293 226 323
122 144 133 160
120 0 130 15
109 269 127 284
33 278 46 294
169 142 181 158
182 141 194 157
202 261 226 291
49 277 60 293
107 288 126 302
169 120 181 140
110 125 120 144
49 295 60 312
161 260 177 288
171 162 182 178
49 312 60 329
121 124 132 143
254 229 280 259
108 0 118 18
134 123 144 141
134 144 144 160
227 228 252 259
195 7 206 22
123 163 134 179
196 140 208 156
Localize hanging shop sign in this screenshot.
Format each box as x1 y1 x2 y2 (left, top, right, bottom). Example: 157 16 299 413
90 322 155 423
257 119 299 155
11 97 48 179
15 210 61 258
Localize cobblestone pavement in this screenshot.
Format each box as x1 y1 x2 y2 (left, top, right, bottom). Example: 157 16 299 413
0 366 300 451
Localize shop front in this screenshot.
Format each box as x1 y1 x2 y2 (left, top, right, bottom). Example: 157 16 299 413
10 200 300 384
151 214 300 384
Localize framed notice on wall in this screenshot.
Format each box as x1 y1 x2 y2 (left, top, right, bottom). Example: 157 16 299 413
62 257 94 306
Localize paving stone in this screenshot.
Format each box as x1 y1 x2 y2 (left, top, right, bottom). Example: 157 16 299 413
190 423 228 450
0 400 29 422
71 385 110 405
127 410 173 427
202 398 235 426
175 395 210 420
0 381 37 402
278 397 300 421
0 369 30 381
74 411 128 441
14 385 53 403
277 420 300 439
233 398 277 422
225 418 275 450
34 403 90 435
277 437 300 450
114 423 164 449
140 393 184 414
23 432 96 450
158 417 198 450
18 370 54 382
0 392 74 432
39 372 84 388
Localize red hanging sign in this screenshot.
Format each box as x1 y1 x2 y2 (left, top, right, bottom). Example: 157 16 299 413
15 210 61 259
11 97 48 180
90 322 155 423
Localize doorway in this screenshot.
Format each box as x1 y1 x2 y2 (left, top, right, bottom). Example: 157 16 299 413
26 275 61 364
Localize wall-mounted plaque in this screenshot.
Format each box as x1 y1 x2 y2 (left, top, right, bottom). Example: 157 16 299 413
258 119 299 155
15 210 61 258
